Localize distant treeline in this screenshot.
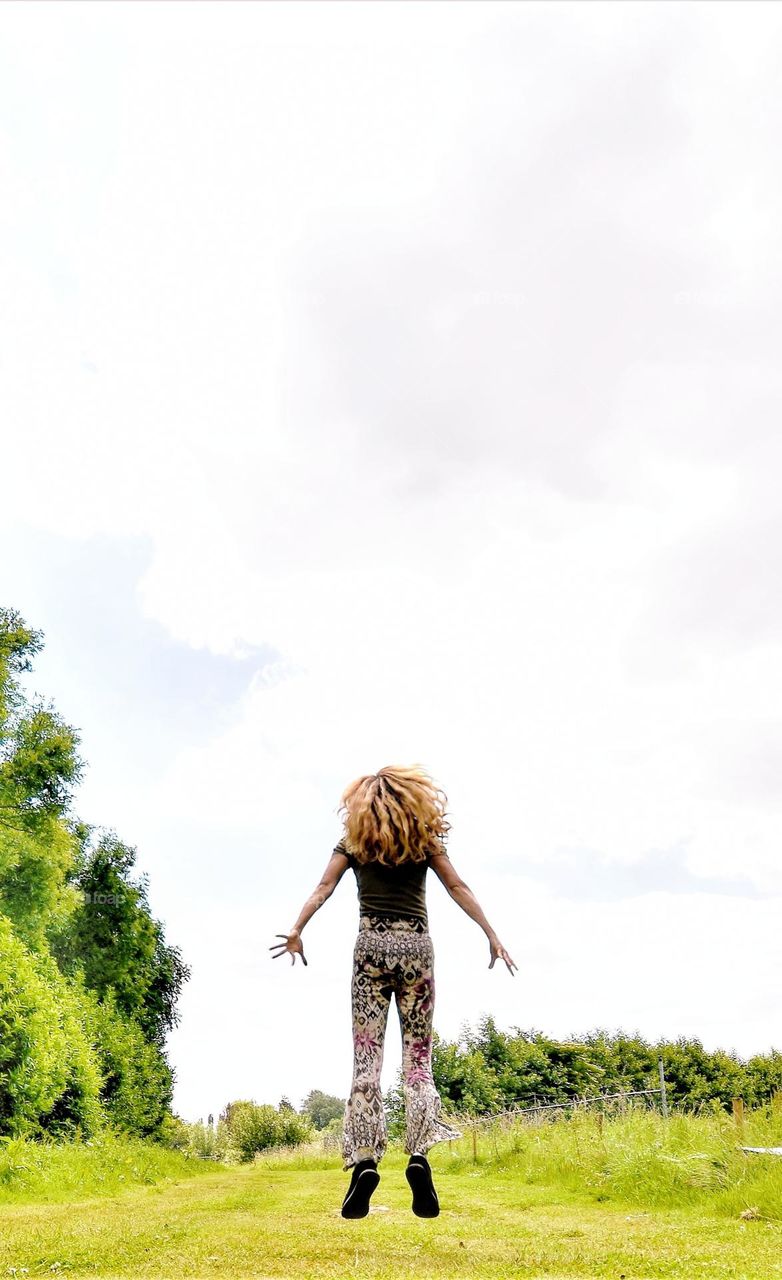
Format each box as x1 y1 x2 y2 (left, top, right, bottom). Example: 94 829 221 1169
384 1017 782 1127
0 608 189 1141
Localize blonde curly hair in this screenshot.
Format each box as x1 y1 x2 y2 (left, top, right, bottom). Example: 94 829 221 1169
337 763 451 866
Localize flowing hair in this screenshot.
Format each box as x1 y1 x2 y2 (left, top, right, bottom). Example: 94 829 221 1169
337 764 451 866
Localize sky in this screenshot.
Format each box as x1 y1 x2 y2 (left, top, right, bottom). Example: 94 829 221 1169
1 1 781 1124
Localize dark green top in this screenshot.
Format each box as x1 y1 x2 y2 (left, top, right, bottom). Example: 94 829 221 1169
333 839 449 925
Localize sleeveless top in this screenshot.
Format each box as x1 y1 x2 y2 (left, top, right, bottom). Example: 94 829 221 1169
333 839 449 926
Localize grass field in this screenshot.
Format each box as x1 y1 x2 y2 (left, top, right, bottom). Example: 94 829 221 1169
1 1110 781 1279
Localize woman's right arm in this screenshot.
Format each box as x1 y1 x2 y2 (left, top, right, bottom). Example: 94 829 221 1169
429 850 518 976
269 850 350 967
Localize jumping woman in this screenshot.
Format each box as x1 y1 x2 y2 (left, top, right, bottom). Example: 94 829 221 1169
270 764 517 1219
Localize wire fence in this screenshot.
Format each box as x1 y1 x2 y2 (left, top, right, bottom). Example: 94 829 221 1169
446 1085 668 1159
429 1056 673 1143
332 1080 672 1157
465 1085 666 1129
285 1076 782 1161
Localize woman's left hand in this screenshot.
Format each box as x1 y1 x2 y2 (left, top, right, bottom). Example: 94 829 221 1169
488 935 518 976
269 930 308 966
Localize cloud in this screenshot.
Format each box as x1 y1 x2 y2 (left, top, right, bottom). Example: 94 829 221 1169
2 2 782 1119
520 843 762 902
2 530 278 828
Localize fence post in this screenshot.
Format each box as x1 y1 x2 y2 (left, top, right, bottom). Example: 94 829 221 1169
472 1117 478 1164
658 1058 668 1119
732 1098 745 1136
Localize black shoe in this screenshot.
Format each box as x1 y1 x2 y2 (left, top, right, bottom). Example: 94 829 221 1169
405 1154 440 1218
341 1158 380 1219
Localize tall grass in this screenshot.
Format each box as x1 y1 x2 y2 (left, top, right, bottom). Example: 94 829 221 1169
436 1101 782 1219
251 1100 782 1220
3 1104 781 1225
0 1127 217 1204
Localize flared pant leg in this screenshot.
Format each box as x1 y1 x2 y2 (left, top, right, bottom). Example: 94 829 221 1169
395 933 464 1157
341 931 394 1170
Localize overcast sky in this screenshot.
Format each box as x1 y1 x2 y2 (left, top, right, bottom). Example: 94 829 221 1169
2 1 781 1124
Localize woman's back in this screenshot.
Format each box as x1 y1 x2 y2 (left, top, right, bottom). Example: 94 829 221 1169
334 840 442 925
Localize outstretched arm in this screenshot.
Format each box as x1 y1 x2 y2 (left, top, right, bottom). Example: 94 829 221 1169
270 850 350 967
429 851 518 976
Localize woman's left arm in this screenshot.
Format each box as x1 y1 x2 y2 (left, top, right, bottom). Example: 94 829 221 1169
270 850 350 967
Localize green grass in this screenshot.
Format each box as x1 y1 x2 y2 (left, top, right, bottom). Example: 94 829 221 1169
0 1129 217 1204
442 1105 782 1220
1 1110 782 1278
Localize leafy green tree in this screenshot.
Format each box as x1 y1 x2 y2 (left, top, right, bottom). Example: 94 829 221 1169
0 703 84 836
0 607 189 1140
0 610 84 839
300 1089 345 1129
657 1037 747 1110
80 981 175 1138
0 610 44 730
745 1051 782 1107
427 1022 772 1117
50 830 191 1046
0 610 85 950
455 1017 599 1109
0 914 103 1139
431 1029 503 1114
575 1029 658 1094
0 818 82 952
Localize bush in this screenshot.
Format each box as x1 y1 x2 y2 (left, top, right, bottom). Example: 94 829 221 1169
34 953 104 1140
158 1111 191 1151
218 1100 314 1162
318 1114 344 1151
0 915 102 1138
430 1019 782 1116
81 983 174 1139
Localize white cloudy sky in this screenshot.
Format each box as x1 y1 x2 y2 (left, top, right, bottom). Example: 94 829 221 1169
2 1 781 1123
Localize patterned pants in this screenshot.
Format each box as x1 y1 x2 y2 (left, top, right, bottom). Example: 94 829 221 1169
341 913 463 1170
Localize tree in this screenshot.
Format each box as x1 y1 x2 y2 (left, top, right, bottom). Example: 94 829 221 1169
430 1030 503 1114
0 607 190 1139
0 815 82 952
657 1037 746 1110
0 609 44 723
0 916 104 1139
300 1089 345 1129
452 1017 599 1109
1 609 84 840
745 1051 782 1106
575 1028 658 1094
50 830 191 1046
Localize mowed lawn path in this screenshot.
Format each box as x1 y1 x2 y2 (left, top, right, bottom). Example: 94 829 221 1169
1 1154 780 1280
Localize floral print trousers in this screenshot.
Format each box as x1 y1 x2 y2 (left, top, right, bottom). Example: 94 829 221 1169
341 914 463 1170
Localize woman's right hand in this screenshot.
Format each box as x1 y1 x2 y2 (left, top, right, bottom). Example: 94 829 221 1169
488 935 517 976
269 930 308 966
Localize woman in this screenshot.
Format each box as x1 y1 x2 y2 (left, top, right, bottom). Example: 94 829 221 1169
270 764 517 1220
